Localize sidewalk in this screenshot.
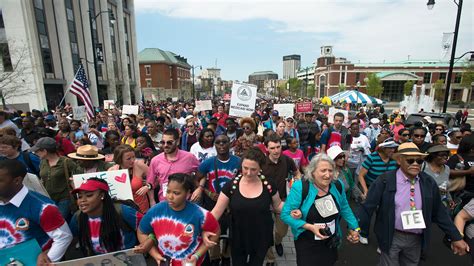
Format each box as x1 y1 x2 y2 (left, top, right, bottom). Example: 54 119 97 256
265 233 297 266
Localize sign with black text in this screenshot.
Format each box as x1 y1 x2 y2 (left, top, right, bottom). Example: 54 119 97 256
229 82 257 117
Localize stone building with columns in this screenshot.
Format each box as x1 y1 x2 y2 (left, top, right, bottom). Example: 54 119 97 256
0 0 140 111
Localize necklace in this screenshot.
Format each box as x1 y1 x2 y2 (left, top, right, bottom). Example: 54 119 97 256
409 178 417 211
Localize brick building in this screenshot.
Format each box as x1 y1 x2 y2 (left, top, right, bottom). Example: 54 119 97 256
312 46 468 102
138 48 191 100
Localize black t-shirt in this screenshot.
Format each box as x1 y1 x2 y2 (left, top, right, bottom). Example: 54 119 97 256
447 154 474 193
300 192 340 240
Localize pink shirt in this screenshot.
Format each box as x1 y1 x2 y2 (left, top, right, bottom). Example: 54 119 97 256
394 169 423 234
282 149 308 169
146 149 200 202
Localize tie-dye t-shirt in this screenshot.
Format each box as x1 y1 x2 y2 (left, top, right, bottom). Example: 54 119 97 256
0 190 65 251
69 204 143 254
139 201 219 266
198 155 241 193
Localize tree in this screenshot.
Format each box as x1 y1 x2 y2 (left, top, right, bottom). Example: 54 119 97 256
0 40 34 109
403 80 414 96
433 79 445 101
365 73 383 98
287 78 302 98
277 82 288 98
338 84 346 92
461 60 474 102
306 84 315 98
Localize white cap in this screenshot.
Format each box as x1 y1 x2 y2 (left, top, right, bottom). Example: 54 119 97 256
370 118 380 124
327 146 344 161
423 116 433 123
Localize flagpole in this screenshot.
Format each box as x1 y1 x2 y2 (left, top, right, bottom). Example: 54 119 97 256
58 65 82 107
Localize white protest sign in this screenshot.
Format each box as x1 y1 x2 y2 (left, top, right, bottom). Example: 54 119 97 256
274 103 295 118
400 210 426 230
122 105 139 115
56 248 147 266
103 100 115 109
195 100 212 112
229 82 257 117
72 169 133 200
328 107 349 125
73 106 87 120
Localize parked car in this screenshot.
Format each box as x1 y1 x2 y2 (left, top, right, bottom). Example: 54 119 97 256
405 112 455 128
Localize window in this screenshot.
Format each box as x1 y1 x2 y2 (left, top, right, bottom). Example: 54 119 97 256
439 72 447 82
145 65 151 75
0 43 12 72
34 0 53 73
355 72 360 83
454 72 462 83
423 72 431 84
146 79 152 87
65 0 80 71
340 72 345 84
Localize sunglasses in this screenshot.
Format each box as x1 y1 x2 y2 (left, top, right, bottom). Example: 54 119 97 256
455 136 463 140
401 134 410 137
335 154 345 160
215 140 229 145
405 158 424 165
413 134 426 138
159 140 175 146
286 120 294 123
243 126 252 130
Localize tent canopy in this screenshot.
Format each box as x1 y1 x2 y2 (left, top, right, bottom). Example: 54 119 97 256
329 90 383 104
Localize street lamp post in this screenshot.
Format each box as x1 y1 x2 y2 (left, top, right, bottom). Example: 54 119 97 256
88 10 115 102
191 65 202 100
428 0 463 113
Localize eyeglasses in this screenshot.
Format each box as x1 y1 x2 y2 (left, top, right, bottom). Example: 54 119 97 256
405 158 424 165
286 120 294 123
401 134 410 137
243 126 252 130
159 140 175 146
455 136 463 140
413 134 426 138
215 140 229 145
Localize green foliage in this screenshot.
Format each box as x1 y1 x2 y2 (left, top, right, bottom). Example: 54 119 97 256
365 73 383 98
433 79 445 101
461 61 474 88
287 78 303 97
306 84 315 98
338 84 346 92
403 80 414 96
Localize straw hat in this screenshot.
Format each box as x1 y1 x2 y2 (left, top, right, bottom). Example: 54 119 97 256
393 142 427 159
68 145 105 160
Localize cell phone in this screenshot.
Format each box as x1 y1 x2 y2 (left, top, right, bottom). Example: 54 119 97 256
159 255 172 266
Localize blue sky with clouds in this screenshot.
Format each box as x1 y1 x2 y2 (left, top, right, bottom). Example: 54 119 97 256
135 0 473 81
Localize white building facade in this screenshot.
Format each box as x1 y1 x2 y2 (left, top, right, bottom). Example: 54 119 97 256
0 0 140 111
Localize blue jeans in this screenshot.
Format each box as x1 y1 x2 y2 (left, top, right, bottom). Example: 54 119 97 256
55 199 72 221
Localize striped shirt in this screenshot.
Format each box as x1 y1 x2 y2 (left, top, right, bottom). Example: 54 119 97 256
361 152 398 185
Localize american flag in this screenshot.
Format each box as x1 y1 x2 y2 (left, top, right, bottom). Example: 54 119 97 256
70 65 94 120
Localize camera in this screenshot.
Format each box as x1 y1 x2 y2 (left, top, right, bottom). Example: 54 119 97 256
319 226 332 237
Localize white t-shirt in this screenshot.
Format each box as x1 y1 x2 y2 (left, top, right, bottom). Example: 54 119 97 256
347 134 371 169
190 142 217 163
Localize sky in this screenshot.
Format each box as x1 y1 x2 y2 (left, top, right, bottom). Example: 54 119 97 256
134 0 473 81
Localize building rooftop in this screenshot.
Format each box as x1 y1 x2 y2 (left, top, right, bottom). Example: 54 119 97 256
249 71 278 76
354 59 465 68
138 48 191 68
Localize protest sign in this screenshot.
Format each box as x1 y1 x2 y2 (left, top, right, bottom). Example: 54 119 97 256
229 82 257 117
122 105 139 115
72 169 133 200
328 107 349 125
195 100 213 112
56 248 147 266
274 104 295 118
0 239 41 266
73 106 87 120
103 100 115 109
296 102 313 113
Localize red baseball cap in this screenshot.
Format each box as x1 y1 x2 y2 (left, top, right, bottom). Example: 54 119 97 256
71 179 109 194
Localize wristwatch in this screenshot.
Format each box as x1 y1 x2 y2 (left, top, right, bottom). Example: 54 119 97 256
146 183 152 190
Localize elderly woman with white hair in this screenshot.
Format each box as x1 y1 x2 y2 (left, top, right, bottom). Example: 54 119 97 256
281 153 360 266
